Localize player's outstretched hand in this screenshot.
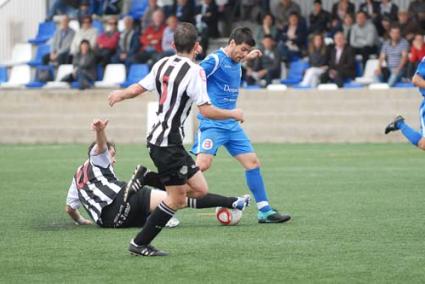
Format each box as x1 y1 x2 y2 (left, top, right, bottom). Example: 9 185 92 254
91 119 109 132
246 49 262 61
233 108 244 123
108 90 124 107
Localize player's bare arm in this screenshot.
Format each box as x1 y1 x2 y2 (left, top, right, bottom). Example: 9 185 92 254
412 74 425 88
108 84 147 107
198 104 244 122
91 119 109 154
65 205 92 225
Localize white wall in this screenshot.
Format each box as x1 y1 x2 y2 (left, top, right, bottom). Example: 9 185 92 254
0 0 46 62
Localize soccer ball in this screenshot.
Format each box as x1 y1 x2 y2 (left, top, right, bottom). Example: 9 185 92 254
215 207 242 225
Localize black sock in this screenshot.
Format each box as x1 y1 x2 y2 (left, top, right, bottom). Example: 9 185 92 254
187 193 237 209
134 201 175 246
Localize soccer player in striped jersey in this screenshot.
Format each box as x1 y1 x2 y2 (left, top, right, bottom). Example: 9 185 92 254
108 22 244 256
65 119 250 229
191 27 291 223
385 57 425 150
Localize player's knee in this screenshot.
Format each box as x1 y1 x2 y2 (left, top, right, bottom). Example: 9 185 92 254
167 195 187 209
245 157 261 169
197 158 212 172
418 138 425 150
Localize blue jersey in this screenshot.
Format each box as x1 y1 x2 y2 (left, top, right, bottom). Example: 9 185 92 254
416 58 425 97
198 49 242 129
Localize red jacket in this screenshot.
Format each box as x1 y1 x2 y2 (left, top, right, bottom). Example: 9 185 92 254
409 45 425 63
96 32 120 50
140 25 166 53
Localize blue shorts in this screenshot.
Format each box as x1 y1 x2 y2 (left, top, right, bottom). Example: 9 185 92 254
191 125 254 156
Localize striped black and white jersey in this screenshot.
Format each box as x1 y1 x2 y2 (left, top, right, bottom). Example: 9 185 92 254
66 148 124 223
138 55 211 147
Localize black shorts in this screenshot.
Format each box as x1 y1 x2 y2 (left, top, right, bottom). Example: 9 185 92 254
98 185 152 228
147 143 199 186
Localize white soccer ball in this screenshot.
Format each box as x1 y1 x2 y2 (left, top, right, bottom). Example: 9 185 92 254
215 207 242 225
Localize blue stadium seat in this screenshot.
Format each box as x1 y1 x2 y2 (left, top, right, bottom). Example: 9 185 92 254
393 82 415 88
291 84 312 89
281 60 309 85
28 21 56 45
343 81 363 89
129 0 149 19
26 66 54 88
0 66 7 84
242 84 262 90
92 19 104 34
355 59 363 78
121 64 149 87
28 44 50 67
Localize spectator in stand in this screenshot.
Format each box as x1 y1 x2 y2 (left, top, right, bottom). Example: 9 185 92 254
277 12 307 62
62 39 97 89
273 0 301 29
341 13 354 41
309 0 331 35
142 0 160 32
95 17 120 67
47 0 80 21
196 0 219 59
111 16 139 66
70 16 98 56
255 13 278 47
159 15 178 58
43 15 75 66
240 0 261 22
245 35 281 87
398 11 423 43
300 33 328 87
375 24 409 87
379 0 398 22
320 31 355 88
359 0 380 19
378 15 392 43
331 0 355 23
408 0 425 28
350 11 378 66
408 33 425 77
173 0 195 24
132 9 166 64
77 1 91 19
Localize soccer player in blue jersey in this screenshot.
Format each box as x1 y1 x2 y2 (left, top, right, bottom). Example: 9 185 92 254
385 57 425 150
191 27 291 223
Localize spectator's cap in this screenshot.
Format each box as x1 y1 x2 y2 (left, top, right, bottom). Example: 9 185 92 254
314 0 322 4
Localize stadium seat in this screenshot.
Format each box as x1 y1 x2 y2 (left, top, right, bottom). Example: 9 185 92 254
280 60 309 85
355 59 379 85
28 44 50 67
26 66 54 88
129 0 149 19
92 19 104 33
28 21 56 45
0 64 32 88
394 82 414 88
343 81 363 88
43 64 73 89
355 59 363 78
69 20 79 31
94 64 126 88
242 84 262 90
317 83 338 90
121 64 149 87
0 66 7 84
266 84 287 91
118 19 125 32
0 43 33 66
368 83 390 90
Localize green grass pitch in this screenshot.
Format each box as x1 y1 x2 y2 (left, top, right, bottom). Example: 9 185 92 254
0 143 424 283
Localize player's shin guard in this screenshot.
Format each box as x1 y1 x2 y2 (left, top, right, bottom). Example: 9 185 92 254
398 120 422 146
133 201 175 246
245 167 272 213
187 193 236 209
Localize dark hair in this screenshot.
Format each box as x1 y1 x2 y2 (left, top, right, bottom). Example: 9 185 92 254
80 15 92 24
80 39 90 46
262 34 274 41
356 10 368 17
228 27 256 47
390 23 401 30
87 141 116 157
173 22 198 53
262 13 275 25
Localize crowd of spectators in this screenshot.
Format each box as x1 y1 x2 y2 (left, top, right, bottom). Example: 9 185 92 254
38 0 425 89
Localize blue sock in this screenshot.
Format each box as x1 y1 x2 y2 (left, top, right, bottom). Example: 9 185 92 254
397 120 422 146
245 167 272 212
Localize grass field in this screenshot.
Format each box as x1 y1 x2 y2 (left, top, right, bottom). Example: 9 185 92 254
0 143 424 283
